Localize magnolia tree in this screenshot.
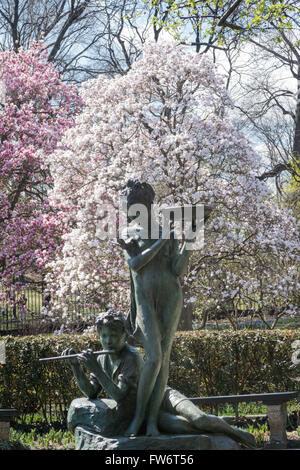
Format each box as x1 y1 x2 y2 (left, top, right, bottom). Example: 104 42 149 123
0 42 81 302
47 42 299 328
191 203 300 329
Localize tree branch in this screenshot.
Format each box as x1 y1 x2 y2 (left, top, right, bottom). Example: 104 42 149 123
256 163 289 181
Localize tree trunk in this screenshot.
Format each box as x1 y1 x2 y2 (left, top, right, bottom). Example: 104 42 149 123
199 308 209 329
178 283 194 331
293 62 300 162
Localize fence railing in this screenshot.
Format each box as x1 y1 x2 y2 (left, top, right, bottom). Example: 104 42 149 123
0 283 100 335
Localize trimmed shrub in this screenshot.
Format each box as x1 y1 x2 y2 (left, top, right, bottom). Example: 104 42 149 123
0 333 101 423
169 330 300 397
0 330 299 423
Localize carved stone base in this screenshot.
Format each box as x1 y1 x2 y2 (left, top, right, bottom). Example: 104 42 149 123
74 426 241 450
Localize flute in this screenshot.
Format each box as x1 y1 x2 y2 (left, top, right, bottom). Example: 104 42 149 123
39 350 115 362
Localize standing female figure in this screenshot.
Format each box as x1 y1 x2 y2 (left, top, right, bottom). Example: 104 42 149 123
119 180 192 436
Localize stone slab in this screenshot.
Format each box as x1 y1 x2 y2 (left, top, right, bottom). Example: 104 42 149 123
74 426 241 450
67 397 134 437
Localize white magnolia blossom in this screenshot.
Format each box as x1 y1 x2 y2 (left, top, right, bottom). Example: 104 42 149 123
46 41 299 321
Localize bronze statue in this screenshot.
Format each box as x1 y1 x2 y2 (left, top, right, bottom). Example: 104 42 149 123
58 179 255 449
63 309 255 448
118 180 193 436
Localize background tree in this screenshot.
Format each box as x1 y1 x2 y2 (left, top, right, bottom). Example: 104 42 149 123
47 42 299 329
0 2 298 330
0 42 81 297
145 0 300 184
0 0 166 82
0 0 96 81
0 0 164 306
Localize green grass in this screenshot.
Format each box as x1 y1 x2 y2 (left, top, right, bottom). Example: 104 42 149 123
5 412 75 450
202 399 299 420
194 315 300 331
217 402 268 416
276 317 300 330
8 427 75 450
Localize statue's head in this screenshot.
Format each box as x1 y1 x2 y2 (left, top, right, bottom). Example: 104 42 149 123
121 179 155 208
96 309 128 352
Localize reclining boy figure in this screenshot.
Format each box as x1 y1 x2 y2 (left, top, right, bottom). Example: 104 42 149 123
63 309 255 448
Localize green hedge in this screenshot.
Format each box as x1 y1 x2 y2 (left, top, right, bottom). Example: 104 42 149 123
169 330 300 397
0 333 101 423
0 330 299 423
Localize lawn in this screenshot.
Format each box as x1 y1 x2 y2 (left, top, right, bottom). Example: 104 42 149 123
194 315 300 331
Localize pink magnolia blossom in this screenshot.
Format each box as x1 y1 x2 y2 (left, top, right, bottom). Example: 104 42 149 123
0 41 82 292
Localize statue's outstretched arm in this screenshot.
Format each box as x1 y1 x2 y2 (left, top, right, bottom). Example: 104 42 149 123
172 205 215 276
126 237 168 272
171 238 192 277
172 243 191 277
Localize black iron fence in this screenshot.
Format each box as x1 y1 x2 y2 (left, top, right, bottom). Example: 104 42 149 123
0 283 100 336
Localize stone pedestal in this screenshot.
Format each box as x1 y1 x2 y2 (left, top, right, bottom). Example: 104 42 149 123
74 426 241 450
267 403 287 448
0 422 9 442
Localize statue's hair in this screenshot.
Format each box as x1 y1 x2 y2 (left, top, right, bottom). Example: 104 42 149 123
121 179 155 207
95 308 127 333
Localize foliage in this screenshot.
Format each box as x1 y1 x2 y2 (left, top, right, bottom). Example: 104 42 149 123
0 41 81 295
245 423 269 448
0 330 299 424
169 329 300 397
0 333 101 423
9 427 74 450
284 160 300 220
145 1 299 41
0 0 162 83
0 438 30 450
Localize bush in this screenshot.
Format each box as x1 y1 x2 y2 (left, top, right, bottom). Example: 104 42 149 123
0 333 101 423
169 330 300 397
0 330 299 424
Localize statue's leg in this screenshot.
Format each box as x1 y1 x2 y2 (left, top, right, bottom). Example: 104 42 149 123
166 389 256 448
145 340 173 436
158 411 198 435
145 295 183 436
124 304 162 437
